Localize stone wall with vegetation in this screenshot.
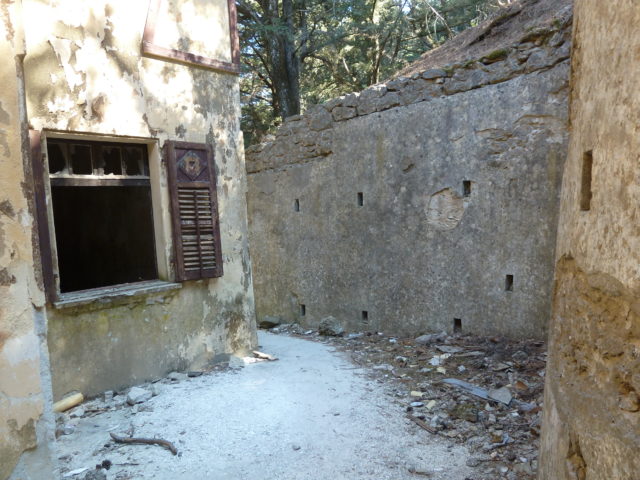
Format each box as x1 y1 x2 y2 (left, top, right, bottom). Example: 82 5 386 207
246 13 571 338
539 1 640 478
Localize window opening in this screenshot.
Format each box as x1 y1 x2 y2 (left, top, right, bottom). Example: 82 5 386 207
361 310 369 324
580 150 593 211
453 318 462 333
505 274 514 292
300 304 306 316
463 180 471 197
47 138 157 293
357 192 364 207
294 199 300 212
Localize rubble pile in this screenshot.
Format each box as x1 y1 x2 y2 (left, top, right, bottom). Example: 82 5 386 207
270 324 546 480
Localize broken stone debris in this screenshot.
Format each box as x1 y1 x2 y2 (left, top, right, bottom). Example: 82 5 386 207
82 469 107 480
62 467 90 478
253 350 278 361
318 316 345 336
258 315 282 329
270 323 545 479
126 387 152 405
168 371 188 382
414 332 448 346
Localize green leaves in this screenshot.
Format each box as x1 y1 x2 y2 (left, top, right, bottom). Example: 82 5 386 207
240 0 502 146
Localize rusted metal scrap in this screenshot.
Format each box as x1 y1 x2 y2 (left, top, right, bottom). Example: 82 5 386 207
406 413 438 434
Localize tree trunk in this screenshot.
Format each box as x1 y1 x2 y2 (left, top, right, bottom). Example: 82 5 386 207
264 0 301 120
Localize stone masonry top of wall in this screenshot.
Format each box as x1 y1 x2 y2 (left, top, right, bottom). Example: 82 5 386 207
245 8 571 174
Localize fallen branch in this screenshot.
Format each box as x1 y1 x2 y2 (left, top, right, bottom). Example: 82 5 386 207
110 433 178 455
406 414 438 435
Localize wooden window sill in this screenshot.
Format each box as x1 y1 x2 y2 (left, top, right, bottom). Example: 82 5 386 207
53 280 181 309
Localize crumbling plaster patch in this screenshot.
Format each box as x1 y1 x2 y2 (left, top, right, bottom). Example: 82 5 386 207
426 188 468 231
1 3 56 479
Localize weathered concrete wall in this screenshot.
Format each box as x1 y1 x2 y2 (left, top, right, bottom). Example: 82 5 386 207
538 1 640 478
246 15 571 338
20 0 257 400
0 3 57 479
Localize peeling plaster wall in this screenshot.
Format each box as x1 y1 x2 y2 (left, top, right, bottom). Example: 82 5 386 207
539 1 640 478
20 0 256 400
0 2 56 479
246 19 571 339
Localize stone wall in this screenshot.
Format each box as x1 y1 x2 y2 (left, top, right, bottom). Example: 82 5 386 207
0 3 56 479
246 13 571 338
538 1 640 478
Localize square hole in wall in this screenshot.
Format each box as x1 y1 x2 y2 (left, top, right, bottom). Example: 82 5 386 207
580 150 593 211
357 192 364 207
505 274 514 292
463 180 471 197
300 304 306 316
361 310 369 324
453 318 462 333
294 199 300 212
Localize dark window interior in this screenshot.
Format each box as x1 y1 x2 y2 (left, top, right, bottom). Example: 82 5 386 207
453 318 462 333
463 180 471 197
505 274 514 292
47 139 157 293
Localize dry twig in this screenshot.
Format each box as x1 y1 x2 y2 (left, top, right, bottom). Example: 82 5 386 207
110 433 178 455
406 414 438 435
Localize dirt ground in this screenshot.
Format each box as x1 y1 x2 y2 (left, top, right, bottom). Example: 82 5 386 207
302 326 546 480
54 332 476 480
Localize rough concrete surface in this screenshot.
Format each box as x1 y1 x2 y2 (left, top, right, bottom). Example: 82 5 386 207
247 54 570 339
55 332 474 480
538 0 640 478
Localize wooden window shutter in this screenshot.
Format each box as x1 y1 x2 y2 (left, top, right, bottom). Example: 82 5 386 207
29 130 57 302
165 141 223 281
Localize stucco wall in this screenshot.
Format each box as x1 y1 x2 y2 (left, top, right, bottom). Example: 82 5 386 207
0 3 56 479
20 0 256 400
246 16 571 338
538 1 640 478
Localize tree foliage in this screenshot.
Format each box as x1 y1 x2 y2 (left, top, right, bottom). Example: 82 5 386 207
239 0 506 145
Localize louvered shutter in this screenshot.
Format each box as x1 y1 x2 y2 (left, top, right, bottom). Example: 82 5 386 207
164 141 223 281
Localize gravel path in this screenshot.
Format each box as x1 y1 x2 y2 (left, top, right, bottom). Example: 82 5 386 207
56 332 473 479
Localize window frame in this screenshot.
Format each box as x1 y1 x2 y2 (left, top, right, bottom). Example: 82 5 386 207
31 130 175 303
142 0 240 74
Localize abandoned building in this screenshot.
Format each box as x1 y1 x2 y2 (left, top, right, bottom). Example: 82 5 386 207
1 0 639 478
1 0 256 478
